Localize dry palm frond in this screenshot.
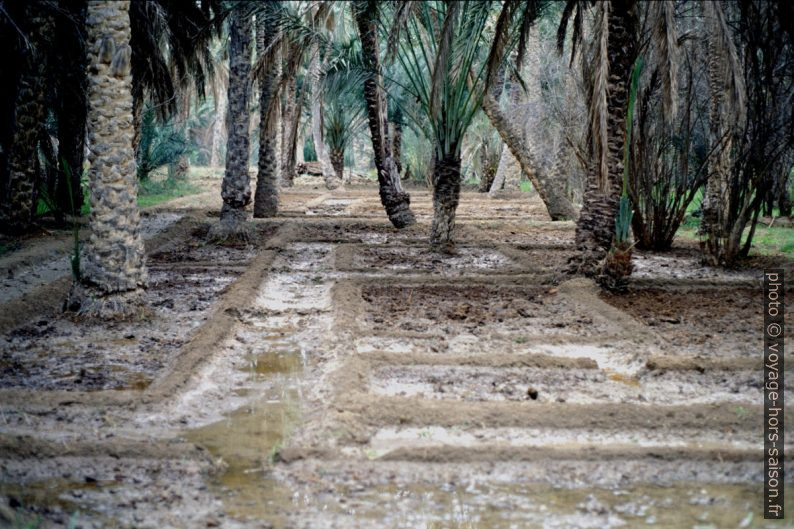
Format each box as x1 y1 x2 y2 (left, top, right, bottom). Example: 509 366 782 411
385 1 417 64
650 0 678 124
557 0 591 67
251 0 331 80
557 0 577 54
568 0 585 67
515 0 541 68
703 1 746 127
590 0 610 192
129 0 222 121
484 0 518 91
251 3 281 84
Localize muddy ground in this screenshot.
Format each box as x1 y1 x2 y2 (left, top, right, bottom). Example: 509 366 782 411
0 174 792 528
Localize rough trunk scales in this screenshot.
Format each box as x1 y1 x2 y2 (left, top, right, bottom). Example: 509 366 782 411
65 0 148 318
210 4 253 240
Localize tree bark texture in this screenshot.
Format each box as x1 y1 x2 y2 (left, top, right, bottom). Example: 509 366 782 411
0 3 53 234
430 154 462 247
572 0 638 277
211 4 252 239
353 1 415 228
66 0 148 317
253 11 281 218
481 94 578 220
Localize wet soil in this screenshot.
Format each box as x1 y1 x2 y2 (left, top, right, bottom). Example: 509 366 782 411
602 287 793 357
340 245 517 274
1 183 792 528
0 266 239 391
360 284 615 337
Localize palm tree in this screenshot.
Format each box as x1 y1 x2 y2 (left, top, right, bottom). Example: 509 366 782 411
307 40 340 190
323 69 368 180
559 0 639 276
253 5 282 218
53 0 89 220
469 0 579 220
210 2 253 239
128 0 221 154
65 0 148 317
0 1 53 234
700 0 745 266
388 1 508 245
352 0 415 229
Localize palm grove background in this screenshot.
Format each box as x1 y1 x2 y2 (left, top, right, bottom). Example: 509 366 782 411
0 0 792 316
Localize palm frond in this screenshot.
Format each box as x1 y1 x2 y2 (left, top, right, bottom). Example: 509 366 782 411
385 1 416 64
650 0 678 123
484 0 519 91
590 0 610 192
428 1 458 126
703 1 746 127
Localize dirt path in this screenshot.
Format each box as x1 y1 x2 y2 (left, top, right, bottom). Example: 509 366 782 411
0 182 792 528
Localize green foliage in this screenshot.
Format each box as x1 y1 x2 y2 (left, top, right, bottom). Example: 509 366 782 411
136 105 194 181
137 177 200 209
614 195 633 245
390 1 495 160
622 57 643 194
613 57 642 246
678 216 794 258
322 54 368 157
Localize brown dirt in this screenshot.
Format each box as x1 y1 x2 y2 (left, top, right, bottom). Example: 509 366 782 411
602 287 793 357
1 179 792 528
360 283 613 337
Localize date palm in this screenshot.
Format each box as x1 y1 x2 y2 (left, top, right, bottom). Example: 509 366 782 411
388 1 499 246
322 65 368 180
210 2 253 239
65 0 148 317
253 4 282 218
0 1 53 234
559 0 639 276
700 0 745 266
352 0 416 228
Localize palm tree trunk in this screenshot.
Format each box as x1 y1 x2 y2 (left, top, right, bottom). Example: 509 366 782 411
210 4 252 239
66 0 147 317
701 6 731 266
209 91 226 168
330 147 345 181
253 12 281 218
0 3 52 234
307 49 339 190
488 146 509 195
481 94 578 220
353 2 415 228
281 68 300 186
390 121 403 174
572 0 638 277
430 153 462 248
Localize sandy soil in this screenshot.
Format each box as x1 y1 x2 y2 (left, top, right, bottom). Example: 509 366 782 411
0 177 792 528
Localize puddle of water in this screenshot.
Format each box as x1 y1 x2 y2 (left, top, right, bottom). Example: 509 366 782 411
184 389 301 526
254 273 333 311
354 246 514 273
246 350 303 376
